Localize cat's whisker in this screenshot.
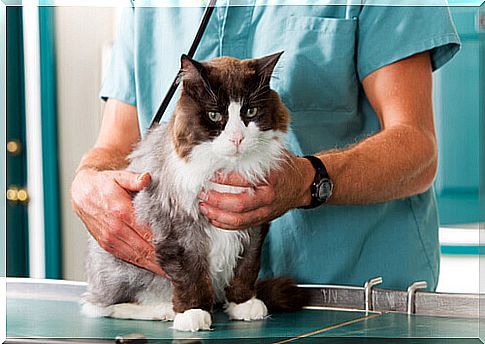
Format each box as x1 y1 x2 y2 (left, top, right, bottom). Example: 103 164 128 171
203 83 218 103
248 78 270 100
250 99 273 104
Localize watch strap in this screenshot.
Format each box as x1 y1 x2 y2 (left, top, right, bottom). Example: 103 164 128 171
301 155 331 209
303 155 330 179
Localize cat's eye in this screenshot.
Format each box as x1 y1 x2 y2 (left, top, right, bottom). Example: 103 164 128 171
208 111 222 122
246 107 258 118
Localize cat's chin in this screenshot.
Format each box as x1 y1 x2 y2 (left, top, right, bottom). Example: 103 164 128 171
221 152 243 161
211 150 245 164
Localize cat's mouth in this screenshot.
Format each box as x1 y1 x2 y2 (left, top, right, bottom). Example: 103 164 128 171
217 142 245 158
225 145 247 158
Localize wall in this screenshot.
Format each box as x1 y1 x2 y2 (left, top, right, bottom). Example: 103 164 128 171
55 7 117 281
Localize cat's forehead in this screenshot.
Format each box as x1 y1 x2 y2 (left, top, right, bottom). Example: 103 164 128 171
203 57 258 92
205 57 256 75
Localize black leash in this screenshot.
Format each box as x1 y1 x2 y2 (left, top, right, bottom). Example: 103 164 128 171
149 0 218 129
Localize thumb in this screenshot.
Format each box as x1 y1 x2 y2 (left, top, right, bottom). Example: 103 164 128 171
113 171 151 191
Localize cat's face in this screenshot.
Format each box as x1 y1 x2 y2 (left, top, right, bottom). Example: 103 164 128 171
170 53 289 161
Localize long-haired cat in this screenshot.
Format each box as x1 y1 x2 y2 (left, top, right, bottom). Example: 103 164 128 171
82 52 303 332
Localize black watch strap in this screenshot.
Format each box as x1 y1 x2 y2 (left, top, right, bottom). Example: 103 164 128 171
301 155 333 209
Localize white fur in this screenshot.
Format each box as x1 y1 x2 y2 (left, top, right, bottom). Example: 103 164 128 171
223 101 245 153
81 301 111 318
173 309 212 332
225 297 268 321
81 301 174 320
136 286 173 306
206 180 252 195
205 225 250 302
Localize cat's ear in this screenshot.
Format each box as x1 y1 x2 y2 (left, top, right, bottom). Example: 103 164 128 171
254 51 284 80
179 54 207 82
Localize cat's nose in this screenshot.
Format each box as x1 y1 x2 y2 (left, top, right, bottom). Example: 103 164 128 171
229 135 244 147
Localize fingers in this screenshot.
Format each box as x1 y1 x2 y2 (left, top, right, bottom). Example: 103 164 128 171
210 220 241 231
144 261 168 277
113 171 151 191
199 187 274 213
107 173 154 241
92 216 166 277
101 217 154 258
199 201 270 230
109 196 153 242
73 168 166 277
211 171 257 187
198 177 276 230
105 234 166 277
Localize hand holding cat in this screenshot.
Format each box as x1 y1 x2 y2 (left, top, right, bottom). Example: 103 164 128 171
71 169 167 277
198 155 314 230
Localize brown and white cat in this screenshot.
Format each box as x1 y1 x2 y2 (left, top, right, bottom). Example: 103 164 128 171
82 52 303 332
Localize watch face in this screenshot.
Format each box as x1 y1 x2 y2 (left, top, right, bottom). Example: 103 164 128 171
316 178 333 201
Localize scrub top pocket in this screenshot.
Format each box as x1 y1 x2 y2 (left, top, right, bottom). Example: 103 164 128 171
275 16 358 113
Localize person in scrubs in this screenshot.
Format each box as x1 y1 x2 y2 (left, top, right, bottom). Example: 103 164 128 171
71 1 460 291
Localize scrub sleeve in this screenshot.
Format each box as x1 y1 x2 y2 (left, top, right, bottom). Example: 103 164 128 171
99 7 136 107
357 6 460 80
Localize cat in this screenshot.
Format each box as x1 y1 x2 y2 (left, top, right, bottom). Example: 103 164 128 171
81 52 304 332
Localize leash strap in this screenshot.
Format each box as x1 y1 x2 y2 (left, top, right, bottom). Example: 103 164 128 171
149 0 218 129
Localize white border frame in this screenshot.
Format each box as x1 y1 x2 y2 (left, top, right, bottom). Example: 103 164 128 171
23 0 46 279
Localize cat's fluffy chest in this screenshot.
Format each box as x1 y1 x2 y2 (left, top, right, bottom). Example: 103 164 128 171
204 224 250 302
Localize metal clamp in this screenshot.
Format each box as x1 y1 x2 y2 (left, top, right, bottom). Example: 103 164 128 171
407 281 428 314
364 276 383 312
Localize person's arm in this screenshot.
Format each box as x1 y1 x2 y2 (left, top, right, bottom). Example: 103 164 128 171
198 51 437 230
71 98 166 276
320 51 437 204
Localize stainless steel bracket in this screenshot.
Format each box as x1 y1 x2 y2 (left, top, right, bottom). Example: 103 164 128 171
407 281 428 314
364 277 383 313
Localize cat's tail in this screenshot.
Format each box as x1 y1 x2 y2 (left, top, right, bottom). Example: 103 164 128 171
255 277 307 312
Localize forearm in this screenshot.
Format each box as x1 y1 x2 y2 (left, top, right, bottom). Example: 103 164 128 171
317 124 437 205
76 146 129 173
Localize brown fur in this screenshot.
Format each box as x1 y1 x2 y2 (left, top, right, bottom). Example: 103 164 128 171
225 224 270 304
256 278 307 312
225 224 305 312
151 203 215 313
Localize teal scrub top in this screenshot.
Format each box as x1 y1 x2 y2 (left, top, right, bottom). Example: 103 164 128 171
100 0 460 291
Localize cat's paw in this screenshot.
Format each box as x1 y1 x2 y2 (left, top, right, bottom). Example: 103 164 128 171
225 297 268 321
81 302 110 318
157 302 175 321
173 309 212 332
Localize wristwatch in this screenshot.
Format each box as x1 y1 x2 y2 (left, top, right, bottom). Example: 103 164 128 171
301 155 333 209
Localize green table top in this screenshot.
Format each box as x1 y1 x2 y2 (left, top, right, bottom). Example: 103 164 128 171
6 279 482 343
7 298 369 342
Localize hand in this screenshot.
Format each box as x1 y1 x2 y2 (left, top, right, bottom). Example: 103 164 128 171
198 154 314 230
71 169 167 277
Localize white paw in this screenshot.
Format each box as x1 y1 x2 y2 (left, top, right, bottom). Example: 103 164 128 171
83 302 175 321
225 297 268 321
157 303 175 321
173 309 212 332
81 302 110 318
